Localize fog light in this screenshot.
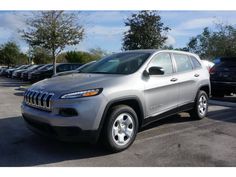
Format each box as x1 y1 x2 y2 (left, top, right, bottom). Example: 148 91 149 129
59 108 78 117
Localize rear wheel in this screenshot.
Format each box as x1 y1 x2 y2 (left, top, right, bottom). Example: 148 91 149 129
190 90 208 120
103 105 138 152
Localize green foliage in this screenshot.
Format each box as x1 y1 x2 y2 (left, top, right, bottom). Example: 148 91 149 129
17 53 29 65
56 52 67 63
65 51 102 63
29 47 52 64
0 42 27 66
187 24 236 59
21 11 84 74
89 47 109 57
122 11 170 50
162 45 174 50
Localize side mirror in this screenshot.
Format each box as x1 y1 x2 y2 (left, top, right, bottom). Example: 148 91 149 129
148 66 165 75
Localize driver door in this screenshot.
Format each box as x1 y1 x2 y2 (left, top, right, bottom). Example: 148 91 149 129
143 52 179 117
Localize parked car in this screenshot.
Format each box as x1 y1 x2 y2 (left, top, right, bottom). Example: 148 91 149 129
4 66 18 77
7 65 29 78
30 63 82 83
28 64 53 81
21 64 44 81
53 61 96 77
0 66 8 76
22 50 210 152
12 65 33 79
210 57 236 97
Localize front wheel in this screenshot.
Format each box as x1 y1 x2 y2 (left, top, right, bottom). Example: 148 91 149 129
190 90 209 120
103 105 139 152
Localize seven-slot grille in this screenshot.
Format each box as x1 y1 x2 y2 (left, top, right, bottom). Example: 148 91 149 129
24 90 54 111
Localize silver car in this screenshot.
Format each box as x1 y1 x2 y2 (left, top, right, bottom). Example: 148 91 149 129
21 50 210 152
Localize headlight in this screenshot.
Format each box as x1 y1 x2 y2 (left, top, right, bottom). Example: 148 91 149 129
60 88 103 99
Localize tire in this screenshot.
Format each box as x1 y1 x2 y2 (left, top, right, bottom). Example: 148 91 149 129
103 105 139 152
190 90 209 120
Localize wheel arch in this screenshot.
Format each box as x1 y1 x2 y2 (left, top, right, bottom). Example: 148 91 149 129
199 84 210 98
97 96 145 138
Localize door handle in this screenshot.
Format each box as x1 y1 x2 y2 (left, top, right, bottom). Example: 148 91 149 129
194 74 200 77
170 78 178 82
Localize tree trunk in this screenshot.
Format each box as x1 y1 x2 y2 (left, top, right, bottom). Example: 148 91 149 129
52 50 56 76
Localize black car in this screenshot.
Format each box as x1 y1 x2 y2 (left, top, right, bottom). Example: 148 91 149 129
53 61 96 77
30 63 82 83
210 57 236 97
7 65 29 78
12 65 33 79
21 64 44 81
28 64 53 81
0 66 8 76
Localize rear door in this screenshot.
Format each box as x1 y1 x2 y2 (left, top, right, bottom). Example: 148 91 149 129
172 53 198 107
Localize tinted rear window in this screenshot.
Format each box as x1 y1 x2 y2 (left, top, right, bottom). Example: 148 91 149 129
190 56 201 69
214 58 236 67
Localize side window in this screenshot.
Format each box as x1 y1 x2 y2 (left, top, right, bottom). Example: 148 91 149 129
71 64 81 70
174 54 193 72
190 56 202 69
57 64 70 72
149 53 173 75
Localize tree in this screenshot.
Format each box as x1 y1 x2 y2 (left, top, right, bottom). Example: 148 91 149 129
17 53 29 65
0 42 21 67
65 51 101 63
162 45 174 50
187 24 236 59
29 47 52 64
122 11 170 50
89 47 109 58
0 47 4 65
21 11 84 74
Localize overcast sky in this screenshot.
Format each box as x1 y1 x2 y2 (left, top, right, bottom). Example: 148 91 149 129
0 11 236 53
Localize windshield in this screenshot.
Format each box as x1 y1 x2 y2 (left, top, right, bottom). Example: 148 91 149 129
16 65 26 69
79 52 151 74
38 64 53 71
76 61 96 72
27 65 38 70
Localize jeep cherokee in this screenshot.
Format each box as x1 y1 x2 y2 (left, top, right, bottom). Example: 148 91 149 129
21 50 210 152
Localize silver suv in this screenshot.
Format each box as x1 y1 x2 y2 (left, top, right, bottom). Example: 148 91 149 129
21 50 210 152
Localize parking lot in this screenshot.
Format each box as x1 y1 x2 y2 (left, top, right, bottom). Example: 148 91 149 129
0 76 236 167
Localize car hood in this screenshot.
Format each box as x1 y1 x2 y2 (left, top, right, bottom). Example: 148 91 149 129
30 73 124 94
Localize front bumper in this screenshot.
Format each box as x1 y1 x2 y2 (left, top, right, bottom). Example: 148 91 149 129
30 74 43 82
22 115 99 142
21 94 107 142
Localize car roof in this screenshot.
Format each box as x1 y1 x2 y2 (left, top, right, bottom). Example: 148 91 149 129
121 49 199 58
120 49 196 55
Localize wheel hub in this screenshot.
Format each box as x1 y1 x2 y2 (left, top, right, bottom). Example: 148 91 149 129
198 95 207 116
112 113 134 146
